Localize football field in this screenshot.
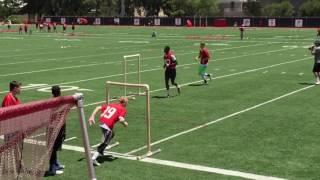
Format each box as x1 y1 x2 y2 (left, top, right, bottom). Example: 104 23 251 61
0 25 319 180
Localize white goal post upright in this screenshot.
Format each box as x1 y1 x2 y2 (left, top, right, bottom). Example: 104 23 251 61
106 81 161 159
123 54 141 97
75 93 97 180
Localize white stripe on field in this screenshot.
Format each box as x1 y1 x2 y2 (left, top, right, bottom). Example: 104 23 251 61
82 56 311 108
0 46 301 94
0 42 269 73
125 85 314 155
64 137 77 142
61 144 286 180
140 158 286 180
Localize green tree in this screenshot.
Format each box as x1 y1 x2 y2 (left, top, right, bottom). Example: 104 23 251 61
263 1 294 17
299 0 320 16
243 0 262 16
163 0 218 16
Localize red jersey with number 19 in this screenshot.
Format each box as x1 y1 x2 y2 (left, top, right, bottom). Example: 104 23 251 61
99 103 127 129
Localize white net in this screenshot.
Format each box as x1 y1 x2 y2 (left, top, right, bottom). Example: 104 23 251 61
0 96 75 180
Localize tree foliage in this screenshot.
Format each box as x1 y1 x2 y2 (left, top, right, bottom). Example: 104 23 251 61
243 0 262 16
163 0 218 17
262 1 294 17
299 0 320 17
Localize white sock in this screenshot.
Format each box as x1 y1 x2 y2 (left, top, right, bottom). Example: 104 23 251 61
92 152 100 161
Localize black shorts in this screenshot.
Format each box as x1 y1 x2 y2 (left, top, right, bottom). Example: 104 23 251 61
313 63 320 72
165 69 176 81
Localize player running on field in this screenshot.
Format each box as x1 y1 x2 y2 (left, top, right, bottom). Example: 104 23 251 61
89 97 129 166
195 42 212 84
163 46 181 97
309 40 320 84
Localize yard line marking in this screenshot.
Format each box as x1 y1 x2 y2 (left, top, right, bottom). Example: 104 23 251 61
29 133 46 138
0 50 308 95
0 44 292 79
64 137 77 142
61 143 286 180
125 85 314 155
0 41 269 67
82 56 311 108
0 40 194 66
140 158 286 180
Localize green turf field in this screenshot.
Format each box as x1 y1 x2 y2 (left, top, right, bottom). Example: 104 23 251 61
1 25 320 180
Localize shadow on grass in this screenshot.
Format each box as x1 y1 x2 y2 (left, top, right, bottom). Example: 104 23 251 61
77 155 118 165
299 82 315 86
152 94 180 99
188 83 208 87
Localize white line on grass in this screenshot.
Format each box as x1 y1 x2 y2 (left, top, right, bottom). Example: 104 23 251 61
0 40 195 66
61 144 286 180
64 137 77 142
125 85 314 155
0 46 297 93
0 41 268 68
140 158 286 180
81 56 311 108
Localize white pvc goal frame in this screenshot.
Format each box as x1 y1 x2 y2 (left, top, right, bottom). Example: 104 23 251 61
106 81 161 160
123 54 142 97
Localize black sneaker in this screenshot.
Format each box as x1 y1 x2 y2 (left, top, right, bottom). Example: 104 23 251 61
207 74 212 80
204 79 207 84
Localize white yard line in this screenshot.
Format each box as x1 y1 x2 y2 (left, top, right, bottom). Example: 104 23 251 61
0 46 299 94
61 144 286 180
125 85 314 155
141 158 286 180
0 40 196 66
64 136 77 142
29 133 46 138
0 41 268 68
82 56 311 108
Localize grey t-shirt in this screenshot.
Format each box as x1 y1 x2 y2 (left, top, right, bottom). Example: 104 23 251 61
313 46 320 63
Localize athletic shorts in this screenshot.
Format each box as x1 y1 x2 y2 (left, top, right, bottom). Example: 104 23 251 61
313 63 320 72
198 64 207 76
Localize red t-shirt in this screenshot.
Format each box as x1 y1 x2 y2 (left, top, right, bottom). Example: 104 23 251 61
99 103 127 129
199 48 210 65
2 92 20 107
163 51 177 70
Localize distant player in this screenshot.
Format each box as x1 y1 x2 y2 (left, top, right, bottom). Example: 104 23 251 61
35 21 39 30
39 23 44 32
62 23 67 33
47 23 51 33
309 40 320 84
195 42 212 84
23 24 28 34
317 28 320 37
239 25 244 40
163 46 181 97
89 97 129 166
53 22 57 33
18 25 23 34
152 31 157 38
7 20 11 30
71 23 75 33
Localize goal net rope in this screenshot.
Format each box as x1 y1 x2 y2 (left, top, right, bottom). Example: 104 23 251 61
0 96 76 180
